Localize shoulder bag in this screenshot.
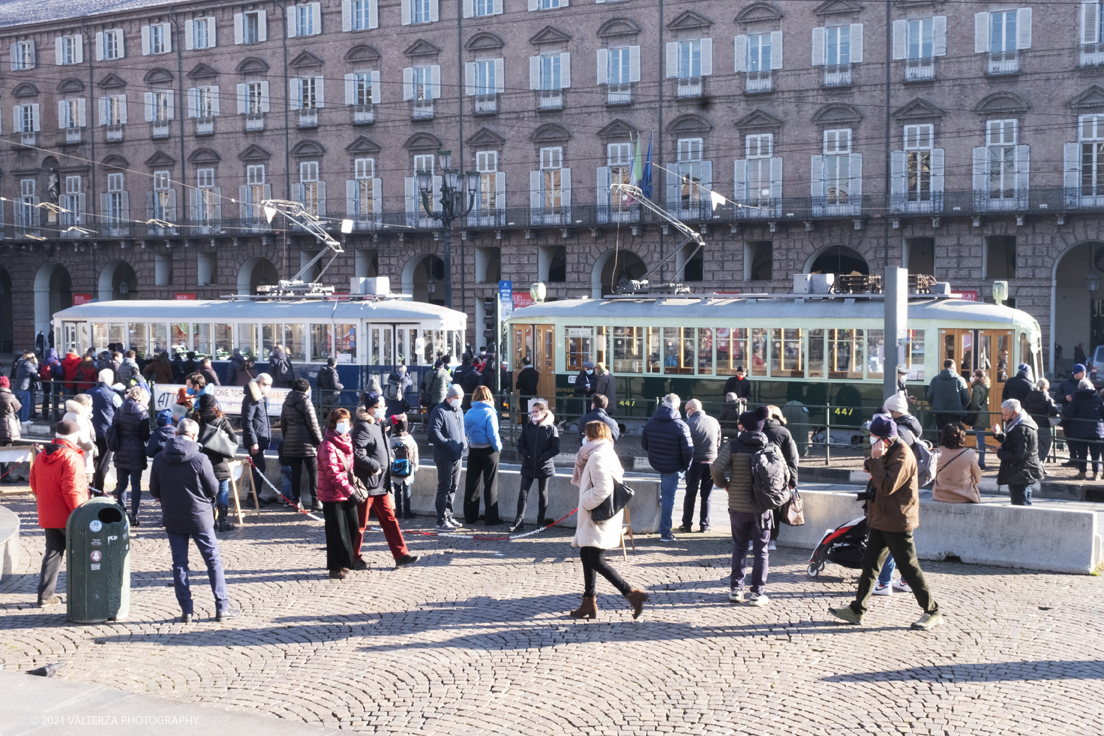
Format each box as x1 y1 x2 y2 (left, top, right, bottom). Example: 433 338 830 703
590 478 634 522
198 422 239 460
106 416 121 453
343 451 370 504
781 487 805 526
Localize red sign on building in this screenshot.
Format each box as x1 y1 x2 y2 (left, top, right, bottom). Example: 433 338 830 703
951 290 979 302
175 293 197 301
72 293 93 305
512 292 534 310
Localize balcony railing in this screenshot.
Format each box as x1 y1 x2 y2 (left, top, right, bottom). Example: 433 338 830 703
64 127 82 144
106 124 124 142
20 132 35 146
412 99 434 120
1082 42 1104 67
988 50 1019 75
474 94 497 115
746 70 772 93
734 197 782 219
539 89 562 110
528 206 572 227
607 83 631 105
890 193 943 215
353 105 374 124
151 120 170 139
196 117 214 136
812 196 862 217
245 113 265 131
824 63 851 87
677 76 702 98
298 109 318 128
904 57 934 81
467 207 506 227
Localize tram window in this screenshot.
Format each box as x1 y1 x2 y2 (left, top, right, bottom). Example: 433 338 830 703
809 329 825 378
261 324 279 359
646 328 663 374
108 323 125 350
596 327 610 368
311 324 333 362
335 324 356 363
698 328 714 375
566 327 593 372
613 326 644 374
284 324 306 362
128 323 148 358
716 328 747 374
514 325 534 372
663 327 693 375
91 323 107 350
771 328 804 378
150 324 169 356
171 323 190 354
907 330 925 380
236 324 257 358
423 329 446 363
828 329 864 379
450 331 463 360
371 327 394 366
751 328 768 377
193 324 212 356
1019 333 1030 371
995 336 1010 383
213 324 232 359
867 329 884 379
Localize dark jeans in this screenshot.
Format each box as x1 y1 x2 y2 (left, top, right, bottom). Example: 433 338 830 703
37 528 66 603
322 498 360 572
464 447 500 524
515 475 550 524
851 527 939 616
681 461 714 530
16 390 31 422
167 528 230 615
1009 482 1035 506
392 478 413 517
933 414 961 431
287 456 318 505
729 510 771 594
579 546 632 598
1033 423 1053 465
113 468 144 519
434 457 462 525
42 382 63 419
91 436 109 493
249 441 269 497
974 429 988 467
1068 439 1100 473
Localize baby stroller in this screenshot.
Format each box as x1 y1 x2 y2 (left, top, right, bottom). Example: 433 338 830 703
807 516 867 577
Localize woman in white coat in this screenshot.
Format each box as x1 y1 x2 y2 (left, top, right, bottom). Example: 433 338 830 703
62 394 98 486
569 420 649 620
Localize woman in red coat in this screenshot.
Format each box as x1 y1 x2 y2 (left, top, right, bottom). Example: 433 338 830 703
316 408 358 579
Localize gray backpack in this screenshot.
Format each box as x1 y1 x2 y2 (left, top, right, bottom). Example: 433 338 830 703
749 442 791 512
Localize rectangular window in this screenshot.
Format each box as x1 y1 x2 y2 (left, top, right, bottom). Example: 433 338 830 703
541 146 563 211
662 327 693 375
607 47 633 103
475 0 495 17
61 35 80 65
697 327 714 375
236 324 257 357
196 86 215 118
474 59 496 96
104 30 121 59
196 168 216 223
828 329 864 379
244 12 261 44
750 328 768 376
824 129 852 205
746 134 773 208
1081 114 1104 198
412 66 433 118
990 10 1017 53
13 41 35 70
106 172 125 227
566 327 593 372
905 124 933 202
195 18 211 49
335 324 356 362
247 165 266 220
300 161 320 215
150 24 168 54
540 54 561 90
808 329 825 378
716 328 747 375
296 5 315 36
770 328 804 378
153 91 172 122
825 25 851 66
61 99 81 129
677 138 703 208
987 119 1017 200
353 72 373 106
353 0 372 28
284 324 306 362
612 326 644 374
248 82 264 114
310 323 333 361
609 142 633 208
300 77 317 109
477 151 499 211
539 0 565 9
355 158 376 215
153 170 172 221
678 40 702 78
413 0 431 23
905 17 934 80
867 329 885 379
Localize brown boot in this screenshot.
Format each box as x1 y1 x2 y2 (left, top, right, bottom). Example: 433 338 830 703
569 595 598 619
626 589 650 619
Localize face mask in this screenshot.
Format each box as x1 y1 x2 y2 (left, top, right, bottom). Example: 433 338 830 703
373 407 385 420
335 422 350 435
449 399 461 409
531 412 542 422
586 370 593 375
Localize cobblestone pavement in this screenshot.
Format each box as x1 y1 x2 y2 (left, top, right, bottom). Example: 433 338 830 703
1 491 1103 735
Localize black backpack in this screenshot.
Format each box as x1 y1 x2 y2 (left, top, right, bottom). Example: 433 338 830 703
749 442 791 512
390 440 412 478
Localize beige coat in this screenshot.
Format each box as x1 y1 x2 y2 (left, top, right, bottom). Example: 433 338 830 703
571 439 624 549
932 447 982 504
62 400 97 475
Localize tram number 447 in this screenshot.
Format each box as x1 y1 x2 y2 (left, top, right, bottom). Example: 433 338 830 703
832 407 854 417
618 400 637 409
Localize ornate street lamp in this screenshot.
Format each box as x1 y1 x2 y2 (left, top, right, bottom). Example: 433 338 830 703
417 150 479 308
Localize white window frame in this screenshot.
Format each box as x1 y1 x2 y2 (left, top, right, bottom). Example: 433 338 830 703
11 40 36 70
539 146 564 212
143 22 171 55
676 137 704 210
985 119 1019 202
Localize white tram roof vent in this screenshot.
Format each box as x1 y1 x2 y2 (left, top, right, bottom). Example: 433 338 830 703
930 282 952 297
350 277 391 296
794 274 835 294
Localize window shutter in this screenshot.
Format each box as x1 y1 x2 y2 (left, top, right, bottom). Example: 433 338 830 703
1017 8 1032 50
700 161 713 207
369 0 379 28
529 0 538 11
187 88 198 118
734 35 747 73
371 71 381 102
312 3 322 34
405 177 417 214
76 97 86 127
771 31 783 69
287 10 296 38
317 181 327 217
429 0 439 22
141 25 151 55
892 20 906 60
213 189 222 223
734 159 747 202
495 172 506 211
431 65 441 98
164 24 172 53
810 155 824 198
465 62 476 95
74 36 83 64
165 90 175 119
371 179 382 217
207 17 217 47
119 97 129 124
258 11 267 42
345 74 355 105
29 41 36 67
666 41 678 77
812 27 825 65
403 67 414 100
31 104 40 131
121 192 130 223
561 168 571 209
57 100 66 129
850 24 863 63
12 106 19 133
237 83 247 113
316 77 325 107
495 58 505 93
1015 144 1030 196
210 87 220 116
700 38 713 75
530 56 540 89
190 188 198 222
850 153 862 202
972 146 987 195
890 150 906 200
234 13 244 43
560 52 571 87
530 170 541 212
931 148 944 202
975 13 990 53
95 31 104 61
401 0 411 24
260 81 270 112
665 164 679 207
144 92 155 121
1084 2 1101 45
101 193 110 223
1065 141 1081 197
463 0 473 18
630 46 640 82
55 37 63 65
166 189 177 223
432 175 443 211
186 19 194 50
769 156 782 204
596 167 610 215
347 180 357 214
239 185 251 219
290 79 301 110
493 0 503 14
597 49 609 84
98 97 108 126
10 44 17 71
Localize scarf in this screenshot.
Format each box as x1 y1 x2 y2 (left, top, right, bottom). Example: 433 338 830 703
571 438 609 486
1004 411 1025 433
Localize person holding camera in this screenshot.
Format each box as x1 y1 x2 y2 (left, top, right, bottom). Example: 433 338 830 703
829 414 942 631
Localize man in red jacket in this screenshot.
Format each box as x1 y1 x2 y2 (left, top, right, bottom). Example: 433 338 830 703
60 348 82 398
29 419 90 607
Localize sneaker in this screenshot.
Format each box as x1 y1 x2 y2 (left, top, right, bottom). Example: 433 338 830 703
447 518 463 529
659 534 677 542
352 559 368 571
434 523 453 532
892 579 912 593
768 540 777 551
747 592 770 607
873 582 892 596
395 554 420 567
37 596 62 608
678 524 692 534
911 610 943 631
728 588 744 603
828 606 863 625
215 609 242 622
697 526 710 533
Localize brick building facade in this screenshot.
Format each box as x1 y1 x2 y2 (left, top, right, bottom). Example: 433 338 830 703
2 0 1104 369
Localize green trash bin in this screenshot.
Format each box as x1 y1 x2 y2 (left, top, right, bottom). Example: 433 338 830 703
65 496 130 623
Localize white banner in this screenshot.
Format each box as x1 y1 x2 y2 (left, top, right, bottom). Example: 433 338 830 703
151 384 290 418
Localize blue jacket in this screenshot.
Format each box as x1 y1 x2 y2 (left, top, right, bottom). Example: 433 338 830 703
112 398 151 472
464 401 502 452
429 401 468 461
578 408 620 442
641 405 694 474
149 436 219 535
1062 388 1104 439
146 423 176 458
89 383 122 440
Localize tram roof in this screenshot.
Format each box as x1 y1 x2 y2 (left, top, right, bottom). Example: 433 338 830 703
53 298 467 324
507 296 1039 329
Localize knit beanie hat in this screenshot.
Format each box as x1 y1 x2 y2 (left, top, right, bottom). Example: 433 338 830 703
738 405 769 432
883 393 909 414
0 376 8 388
1073 363 1087 375
55 418 81 442
868 414 898 439
446 384 464 400
197 394 219 413
98 368 114 384
362 391 383 408
724 392 737 402
156 409 173 426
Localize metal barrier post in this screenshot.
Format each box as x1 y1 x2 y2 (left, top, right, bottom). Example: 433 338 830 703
825 401 831 466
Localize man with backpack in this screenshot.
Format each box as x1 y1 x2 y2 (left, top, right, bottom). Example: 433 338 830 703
640 394 694 542
829 415 942 631
710 406 789 607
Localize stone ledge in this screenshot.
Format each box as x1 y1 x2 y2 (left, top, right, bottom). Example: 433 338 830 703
0 504 21 582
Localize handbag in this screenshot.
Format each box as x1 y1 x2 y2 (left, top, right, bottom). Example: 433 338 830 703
198 422 239 460
781 487 805 526
344 453 370 504
590 478 634 522
106 419 121 453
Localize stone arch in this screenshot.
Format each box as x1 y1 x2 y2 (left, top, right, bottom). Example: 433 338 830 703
404 132 443 152
34 263 72 338
402 253 446 305
804 244 868 276
1050 240 1104 374
98 260 138 301
0 266 12 353
812 103 863 126
238 257 279 296
592 249 647 298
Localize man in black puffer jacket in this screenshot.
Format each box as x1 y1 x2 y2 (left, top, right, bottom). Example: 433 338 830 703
926 359 970 430
641 393 694 542
429 384 468 531
111 386 151 526
280 378 323 511
1001 363 1035 404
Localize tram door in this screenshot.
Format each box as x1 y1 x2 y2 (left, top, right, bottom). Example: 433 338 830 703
511 323 555 406
940 328 1011 441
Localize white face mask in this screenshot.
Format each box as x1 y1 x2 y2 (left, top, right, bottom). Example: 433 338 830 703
335 422 350 435
372 407 385 420
449 398 461 409
531 412 543 422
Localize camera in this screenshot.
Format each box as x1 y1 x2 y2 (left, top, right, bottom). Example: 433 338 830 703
855 487 875 502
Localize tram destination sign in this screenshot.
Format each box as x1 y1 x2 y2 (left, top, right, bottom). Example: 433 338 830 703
152 384 291 418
